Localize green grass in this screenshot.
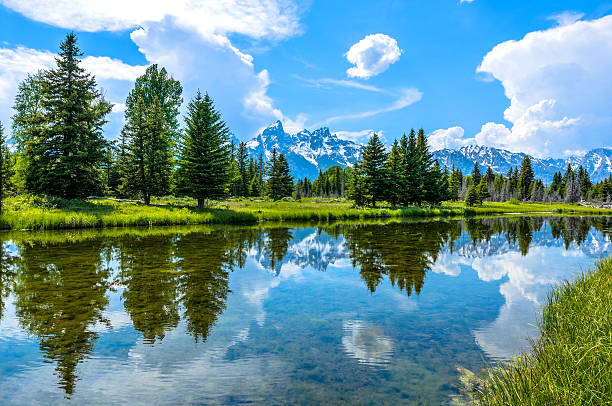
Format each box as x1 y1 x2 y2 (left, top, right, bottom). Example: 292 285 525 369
443 200 612 216
0 195 610 231
474 256 612 405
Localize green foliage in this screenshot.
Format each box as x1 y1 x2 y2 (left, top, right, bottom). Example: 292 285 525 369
176 92 230 207
22 33 112 199
265 149 294 200
11 71 45 153
465 183 480 207
508 198 520 205
475 256 612 405
347 160 369 207
471 162 482 186
360 132 387 207
0 122 15 212
517 155 535 200
477 179 490 202
120 96 173 204
125 64 183 132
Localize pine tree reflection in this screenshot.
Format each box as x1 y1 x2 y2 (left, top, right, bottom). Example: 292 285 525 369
13 240 110 396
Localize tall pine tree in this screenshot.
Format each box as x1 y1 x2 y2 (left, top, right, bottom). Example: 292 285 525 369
24 33 111 198
177 92 230 208
265 149 294 200
361 133 388 207
517 155 534 200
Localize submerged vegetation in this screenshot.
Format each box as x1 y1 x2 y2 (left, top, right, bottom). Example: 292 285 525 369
474 256 612 405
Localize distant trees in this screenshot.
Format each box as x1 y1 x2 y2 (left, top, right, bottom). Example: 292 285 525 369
176 91 230 208
348 129 449 207
265 149 294 200
518 156 535 199
20 33 112 198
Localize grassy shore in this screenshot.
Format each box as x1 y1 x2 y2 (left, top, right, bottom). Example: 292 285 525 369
0 195 610 231
474 256 612 405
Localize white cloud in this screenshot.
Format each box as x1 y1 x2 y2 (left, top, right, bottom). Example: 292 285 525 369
429 126 475 151
0 46 146 132
460 0 475 3
1 1 307 140
333 129 377 143
0 0 300 41
111 103 126 114
345 34 402 79
548 11 585 26
323 87 422 124
476 15 612 157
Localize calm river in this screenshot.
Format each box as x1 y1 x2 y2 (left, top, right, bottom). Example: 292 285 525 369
0 216 610 404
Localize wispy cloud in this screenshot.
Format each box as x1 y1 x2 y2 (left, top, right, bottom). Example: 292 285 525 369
294 75 390 93
322 87 423 125
547 11 585 26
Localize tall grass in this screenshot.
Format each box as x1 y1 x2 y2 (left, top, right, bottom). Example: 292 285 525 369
445 200 612 216
475 256 612 405
0 195 610 231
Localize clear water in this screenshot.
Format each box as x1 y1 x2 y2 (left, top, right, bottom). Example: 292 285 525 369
0 217 610 405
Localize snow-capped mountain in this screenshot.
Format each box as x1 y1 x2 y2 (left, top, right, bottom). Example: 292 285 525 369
237 121 611 182
433 145 612 183
243 121 362 179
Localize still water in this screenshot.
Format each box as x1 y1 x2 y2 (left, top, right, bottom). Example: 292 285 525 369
0 217 610 405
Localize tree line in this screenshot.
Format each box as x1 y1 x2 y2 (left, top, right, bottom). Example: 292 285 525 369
0 33 296 211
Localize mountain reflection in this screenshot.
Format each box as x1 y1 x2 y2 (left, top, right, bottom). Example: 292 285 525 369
0 216 610 395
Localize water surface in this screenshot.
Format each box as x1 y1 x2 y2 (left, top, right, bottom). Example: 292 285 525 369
0 217 610 404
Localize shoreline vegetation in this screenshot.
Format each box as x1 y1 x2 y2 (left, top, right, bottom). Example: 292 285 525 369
472 256 612 405
1 195 611 231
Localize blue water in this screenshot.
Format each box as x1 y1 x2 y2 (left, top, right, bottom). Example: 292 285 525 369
0 217 610 404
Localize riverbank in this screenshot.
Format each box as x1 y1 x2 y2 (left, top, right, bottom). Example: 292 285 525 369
0 195 610 231
474 256 612 405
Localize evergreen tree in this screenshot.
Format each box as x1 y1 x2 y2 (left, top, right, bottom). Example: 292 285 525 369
347 159 368 207
402 130 422 204
383 140 402 205
471 162 482 186
11 71 45 153
477 179 490 203
562 164 573 197
266 149 294 200
249 175 261 198
465 183 480 207
236 141 249 197
177 92 230 208
448 165 462 201
361 133 388 207
0 122 14 212
564 171 580 203
577 166 592 199
484 166 495 185
417 128 440 204
517 155 534 200
24 33 111 198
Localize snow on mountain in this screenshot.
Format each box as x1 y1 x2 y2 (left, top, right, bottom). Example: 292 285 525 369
236 121 611 182
433 145 612 183
243 121 362 179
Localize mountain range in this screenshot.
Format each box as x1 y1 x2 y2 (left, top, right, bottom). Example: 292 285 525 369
238 121 612 182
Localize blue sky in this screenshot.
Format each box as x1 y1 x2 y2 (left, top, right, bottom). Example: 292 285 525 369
1 0 611 157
